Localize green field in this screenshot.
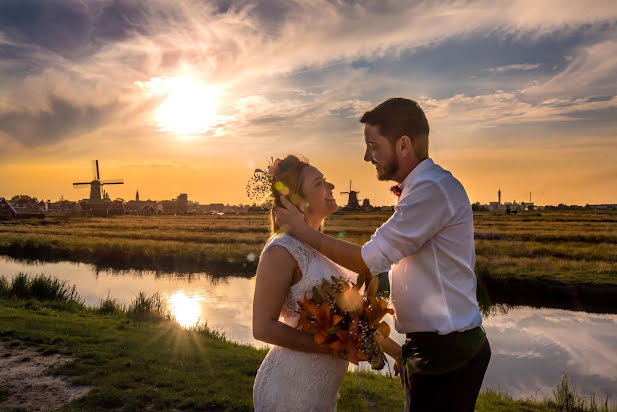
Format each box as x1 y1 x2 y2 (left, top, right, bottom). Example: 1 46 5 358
1 210 616 310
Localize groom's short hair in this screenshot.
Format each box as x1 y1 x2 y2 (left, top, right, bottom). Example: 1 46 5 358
360 98 429 160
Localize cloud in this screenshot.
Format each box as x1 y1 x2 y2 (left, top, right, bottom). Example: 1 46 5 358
0 95 122 146
524 39 617 98
0 0 617 148
487 63 541 73
424 93 617 128
423 38 617 131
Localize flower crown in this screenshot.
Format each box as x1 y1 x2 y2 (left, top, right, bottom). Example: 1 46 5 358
245 157 281 204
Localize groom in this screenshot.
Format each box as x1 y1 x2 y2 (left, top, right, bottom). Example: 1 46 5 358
276 98 491 411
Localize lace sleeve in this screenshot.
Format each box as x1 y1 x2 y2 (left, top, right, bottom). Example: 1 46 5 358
261 234 313 276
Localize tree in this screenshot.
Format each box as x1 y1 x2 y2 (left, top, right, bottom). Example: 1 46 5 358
9 195 39 205
471 202 489 212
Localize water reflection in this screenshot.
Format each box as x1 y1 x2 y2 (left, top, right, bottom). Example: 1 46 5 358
1 256 616 405
168 292 202 328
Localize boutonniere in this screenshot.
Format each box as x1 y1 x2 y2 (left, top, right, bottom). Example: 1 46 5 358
390 185 402 197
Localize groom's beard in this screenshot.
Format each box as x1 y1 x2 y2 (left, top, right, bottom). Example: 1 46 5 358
377 154 399 181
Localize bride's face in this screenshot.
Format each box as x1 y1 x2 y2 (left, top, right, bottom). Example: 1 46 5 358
299 166 337 218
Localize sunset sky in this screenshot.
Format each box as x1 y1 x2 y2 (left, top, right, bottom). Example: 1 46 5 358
1 1 616 206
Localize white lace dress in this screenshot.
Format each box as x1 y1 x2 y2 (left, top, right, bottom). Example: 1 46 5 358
253 234 358 412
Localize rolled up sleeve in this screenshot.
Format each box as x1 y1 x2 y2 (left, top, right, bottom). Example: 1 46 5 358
361 179 453 275
361 234 397 275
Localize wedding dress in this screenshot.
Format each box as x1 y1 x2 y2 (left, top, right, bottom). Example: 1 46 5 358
253 234 358 412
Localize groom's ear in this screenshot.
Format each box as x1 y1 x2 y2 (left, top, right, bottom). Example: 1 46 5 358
398 135 413 157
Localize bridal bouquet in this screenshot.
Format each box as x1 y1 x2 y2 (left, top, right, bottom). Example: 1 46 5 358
296 275 394 370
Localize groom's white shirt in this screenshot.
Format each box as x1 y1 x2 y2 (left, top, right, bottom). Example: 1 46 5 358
361 158 482 335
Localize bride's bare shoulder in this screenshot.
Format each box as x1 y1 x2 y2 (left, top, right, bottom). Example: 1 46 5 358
258 235 299 270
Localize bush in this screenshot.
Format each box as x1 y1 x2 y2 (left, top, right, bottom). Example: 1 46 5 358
127 292 168 321
0 277 9 297
10 273 30 299
97 292 123 315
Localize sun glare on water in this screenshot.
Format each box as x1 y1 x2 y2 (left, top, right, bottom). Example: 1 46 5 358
138 76 219 135
169 292 202 328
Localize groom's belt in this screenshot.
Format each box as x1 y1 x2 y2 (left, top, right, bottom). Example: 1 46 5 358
405 326 484 341
403 327 487 374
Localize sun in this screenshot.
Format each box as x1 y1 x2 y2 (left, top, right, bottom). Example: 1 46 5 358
139 76 219 135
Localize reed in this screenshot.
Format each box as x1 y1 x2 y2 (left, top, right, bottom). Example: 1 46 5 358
0 273 81 303
126 291 169 322
548 374 614 412
96 292 124 315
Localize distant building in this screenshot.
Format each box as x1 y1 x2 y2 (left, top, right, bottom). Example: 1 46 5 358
248 204 268 212
125 200 163 215
47 200 83 215
194 203 225 213
361 198 373 209
0 198 16 220
0 198 45 220
125 190 163 215
161 194 189 214
588 204 617 210
488 188 534 212
177 193 188 213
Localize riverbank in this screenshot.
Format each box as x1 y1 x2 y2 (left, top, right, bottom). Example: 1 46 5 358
1 293 614 411
1 211 616 311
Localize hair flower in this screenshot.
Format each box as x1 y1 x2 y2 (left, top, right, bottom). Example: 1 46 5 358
246 157 280 205
267 158 282 176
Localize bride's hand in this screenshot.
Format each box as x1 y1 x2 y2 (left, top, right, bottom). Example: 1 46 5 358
393 360 404 386
275 195 307 236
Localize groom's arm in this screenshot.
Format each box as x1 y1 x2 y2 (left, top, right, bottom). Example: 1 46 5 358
275 196 371 276
276 179 454 277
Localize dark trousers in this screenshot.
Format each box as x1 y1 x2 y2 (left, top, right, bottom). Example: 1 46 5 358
402 327 491 412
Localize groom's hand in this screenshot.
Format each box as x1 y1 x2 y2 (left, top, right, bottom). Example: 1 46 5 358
275 196 307 236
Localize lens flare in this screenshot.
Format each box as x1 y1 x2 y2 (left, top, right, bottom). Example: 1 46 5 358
274 181 289 195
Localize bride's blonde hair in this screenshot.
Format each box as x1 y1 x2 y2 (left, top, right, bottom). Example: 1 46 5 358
269 155 310 233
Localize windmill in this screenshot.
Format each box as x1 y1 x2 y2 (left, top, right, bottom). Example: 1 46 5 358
340 180 360 210
73 160 125 216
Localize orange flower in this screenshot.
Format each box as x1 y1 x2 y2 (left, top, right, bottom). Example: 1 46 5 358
296 293 320 331
295 275 395 369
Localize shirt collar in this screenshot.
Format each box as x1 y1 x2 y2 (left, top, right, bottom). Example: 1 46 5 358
399 158 434 197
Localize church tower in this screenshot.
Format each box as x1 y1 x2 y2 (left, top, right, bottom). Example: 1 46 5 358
498 187 501 205
136 190 140 202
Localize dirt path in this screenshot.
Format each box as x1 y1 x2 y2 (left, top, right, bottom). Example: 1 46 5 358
0 340 91 411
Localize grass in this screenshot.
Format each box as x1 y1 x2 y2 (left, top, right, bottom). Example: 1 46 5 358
0 280 615 411
0 272 81 303
96 293 123 316
1 210 616 309
126 291 168 321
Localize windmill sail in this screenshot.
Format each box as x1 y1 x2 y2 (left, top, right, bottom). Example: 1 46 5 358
92 160 100 180
101 179 124 185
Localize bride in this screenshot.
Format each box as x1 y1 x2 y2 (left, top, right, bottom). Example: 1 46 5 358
252 155 358 411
